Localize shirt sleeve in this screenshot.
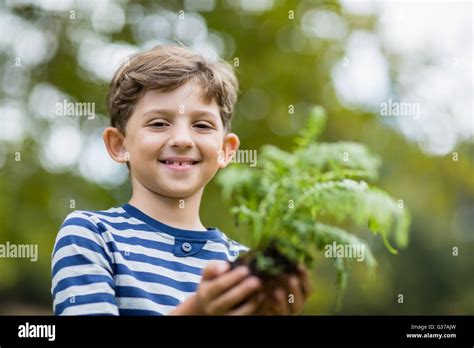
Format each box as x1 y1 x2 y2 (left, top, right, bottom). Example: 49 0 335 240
51 211 119 315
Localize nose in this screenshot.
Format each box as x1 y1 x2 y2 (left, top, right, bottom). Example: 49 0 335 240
168 121 195 149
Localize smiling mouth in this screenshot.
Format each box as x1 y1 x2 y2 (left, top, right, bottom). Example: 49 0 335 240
159 160 200 166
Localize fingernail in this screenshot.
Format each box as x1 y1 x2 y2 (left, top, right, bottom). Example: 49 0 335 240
274 288 284 297
239 266 250 276
217 262 229 272
249 277 261 288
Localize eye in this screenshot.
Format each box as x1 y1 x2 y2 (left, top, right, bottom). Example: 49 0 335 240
194 122 213 129
149 121 169 128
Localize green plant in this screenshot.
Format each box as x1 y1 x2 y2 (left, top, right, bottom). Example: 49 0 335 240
217 106 410 309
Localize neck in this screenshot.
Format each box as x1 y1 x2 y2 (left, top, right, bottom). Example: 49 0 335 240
128 179 207 231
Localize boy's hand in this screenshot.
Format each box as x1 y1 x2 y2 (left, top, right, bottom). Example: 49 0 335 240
257 265 312 315
170 261 263 315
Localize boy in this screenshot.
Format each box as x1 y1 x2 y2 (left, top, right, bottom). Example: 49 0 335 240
51 45 310 315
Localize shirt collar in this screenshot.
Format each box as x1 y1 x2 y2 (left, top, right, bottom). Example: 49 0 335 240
122 203 222 241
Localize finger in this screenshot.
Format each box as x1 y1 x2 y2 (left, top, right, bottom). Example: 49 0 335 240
253 292 273 315
210 276 261 313
201 261 230 281
229 293 265 316
287 276 304 314
273 288 290 315
297 265 312 297
205 266 250 300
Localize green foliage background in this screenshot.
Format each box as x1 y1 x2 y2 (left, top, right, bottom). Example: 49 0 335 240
0 0 473 314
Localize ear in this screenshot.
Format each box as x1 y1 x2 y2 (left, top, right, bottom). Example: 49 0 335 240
217 133 240 168
103 127 129 164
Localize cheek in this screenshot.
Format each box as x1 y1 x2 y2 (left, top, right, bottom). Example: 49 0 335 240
200 138 222 164
131 132 163 157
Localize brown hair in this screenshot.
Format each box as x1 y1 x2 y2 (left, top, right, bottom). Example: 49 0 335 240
107 45 238 134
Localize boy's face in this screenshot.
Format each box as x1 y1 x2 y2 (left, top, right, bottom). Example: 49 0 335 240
104 80 239 199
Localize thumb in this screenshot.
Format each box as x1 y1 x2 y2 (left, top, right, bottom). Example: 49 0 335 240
202 261 230 280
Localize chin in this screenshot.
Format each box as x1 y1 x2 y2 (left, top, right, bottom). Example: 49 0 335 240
158 185 201 199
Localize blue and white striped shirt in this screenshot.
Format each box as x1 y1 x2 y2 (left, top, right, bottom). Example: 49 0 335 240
51 204 247 315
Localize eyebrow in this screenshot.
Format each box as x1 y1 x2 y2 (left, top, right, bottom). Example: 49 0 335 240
142 108 219 120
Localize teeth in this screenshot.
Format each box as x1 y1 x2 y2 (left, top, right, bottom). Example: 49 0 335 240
163 160 195 165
